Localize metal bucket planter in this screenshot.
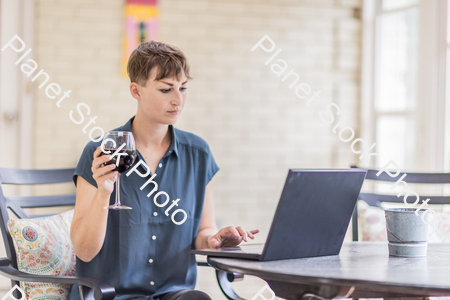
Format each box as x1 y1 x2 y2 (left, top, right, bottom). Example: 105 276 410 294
384 208 430 257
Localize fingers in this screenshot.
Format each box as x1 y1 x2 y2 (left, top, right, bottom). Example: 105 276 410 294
92 147 113 170
94 146 103 158
249 229 260 238
215 226 260 247
235 226 248 242
208 235 221 248
230 227 260 241
227 226 240 238
93 147 113 165
92 159 115 181
92 146 116 183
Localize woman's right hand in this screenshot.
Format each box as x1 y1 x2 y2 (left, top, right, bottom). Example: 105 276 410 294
91 146 118 196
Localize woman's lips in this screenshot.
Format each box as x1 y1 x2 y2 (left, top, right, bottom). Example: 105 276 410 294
168 111 179 115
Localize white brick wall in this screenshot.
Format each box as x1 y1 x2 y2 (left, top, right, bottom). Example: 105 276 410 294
27 0 362 298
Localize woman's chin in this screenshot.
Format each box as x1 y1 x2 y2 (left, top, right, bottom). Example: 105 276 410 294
165 116 179 125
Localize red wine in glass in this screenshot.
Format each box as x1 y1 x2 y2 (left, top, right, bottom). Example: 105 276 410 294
101 131 136 210
101 149 137 173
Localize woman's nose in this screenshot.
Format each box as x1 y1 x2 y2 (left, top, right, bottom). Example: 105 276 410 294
171 90 183 106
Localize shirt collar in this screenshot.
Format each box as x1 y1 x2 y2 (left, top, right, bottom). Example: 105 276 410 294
120 115 179 158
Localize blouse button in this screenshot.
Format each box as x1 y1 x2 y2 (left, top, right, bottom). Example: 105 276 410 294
158 163 162 168
153 212 158 217
152 235 156 240
150 281 155 285
149 259 153 263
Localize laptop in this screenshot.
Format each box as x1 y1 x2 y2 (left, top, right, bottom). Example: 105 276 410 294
190 169 367 261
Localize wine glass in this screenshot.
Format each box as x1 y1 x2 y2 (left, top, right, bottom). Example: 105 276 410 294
101 131 137 209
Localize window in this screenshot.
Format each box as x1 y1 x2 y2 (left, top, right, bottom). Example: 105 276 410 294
445 0 450 171
362 0 448 172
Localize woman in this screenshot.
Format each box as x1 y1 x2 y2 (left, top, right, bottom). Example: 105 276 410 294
69 41 259 300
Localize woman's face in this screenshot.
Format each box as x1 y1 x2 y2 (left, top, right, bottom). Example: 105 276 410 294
131 67 188 125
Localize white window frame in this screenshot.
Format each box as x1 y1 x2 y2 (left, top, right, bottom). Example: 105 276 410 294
361 0 448 172
0 0 35 170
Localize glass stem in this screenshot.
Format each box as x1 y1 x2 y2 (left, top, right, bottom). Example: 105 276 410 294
115 173 121 206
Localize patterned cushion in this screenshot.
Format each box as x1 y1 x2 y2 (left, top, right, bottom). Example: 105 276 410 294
357 200 450 243
427 212 450 243
357 200 387 241
7 210 76 300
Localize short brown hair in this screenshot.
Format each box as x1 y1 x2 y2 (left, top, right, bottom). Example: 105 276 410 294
127 41 192 86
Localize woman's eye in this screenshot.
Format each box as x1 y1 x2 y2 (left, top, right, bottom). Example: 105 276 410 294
180 87 187 91
160 89 171 94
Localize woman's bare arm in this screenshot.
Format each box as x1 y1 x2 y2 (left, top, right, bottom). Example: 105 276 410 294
195 180 219 249
70 147 117 262
194 179 260 249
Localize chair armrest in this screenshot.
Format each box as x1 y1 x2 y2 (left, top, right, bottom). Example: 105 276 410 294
197 261 245 300
215 269 245 300
0 258 115 300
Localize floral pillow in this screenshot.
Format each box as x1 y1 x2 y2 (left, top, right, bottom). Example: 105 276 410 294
7 209 76 300
426 211 450 243
357 200 387 241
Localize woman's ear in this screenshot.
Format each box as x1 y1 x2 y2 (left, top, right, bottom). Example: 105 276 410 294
130 82 140 100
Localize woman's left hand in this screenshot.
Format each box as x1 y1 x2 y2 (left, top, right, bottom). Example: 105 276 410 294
207 226 260 248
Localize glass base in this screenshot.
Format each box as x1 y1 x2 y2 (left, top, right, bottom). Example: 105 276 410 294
104 204 132 210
